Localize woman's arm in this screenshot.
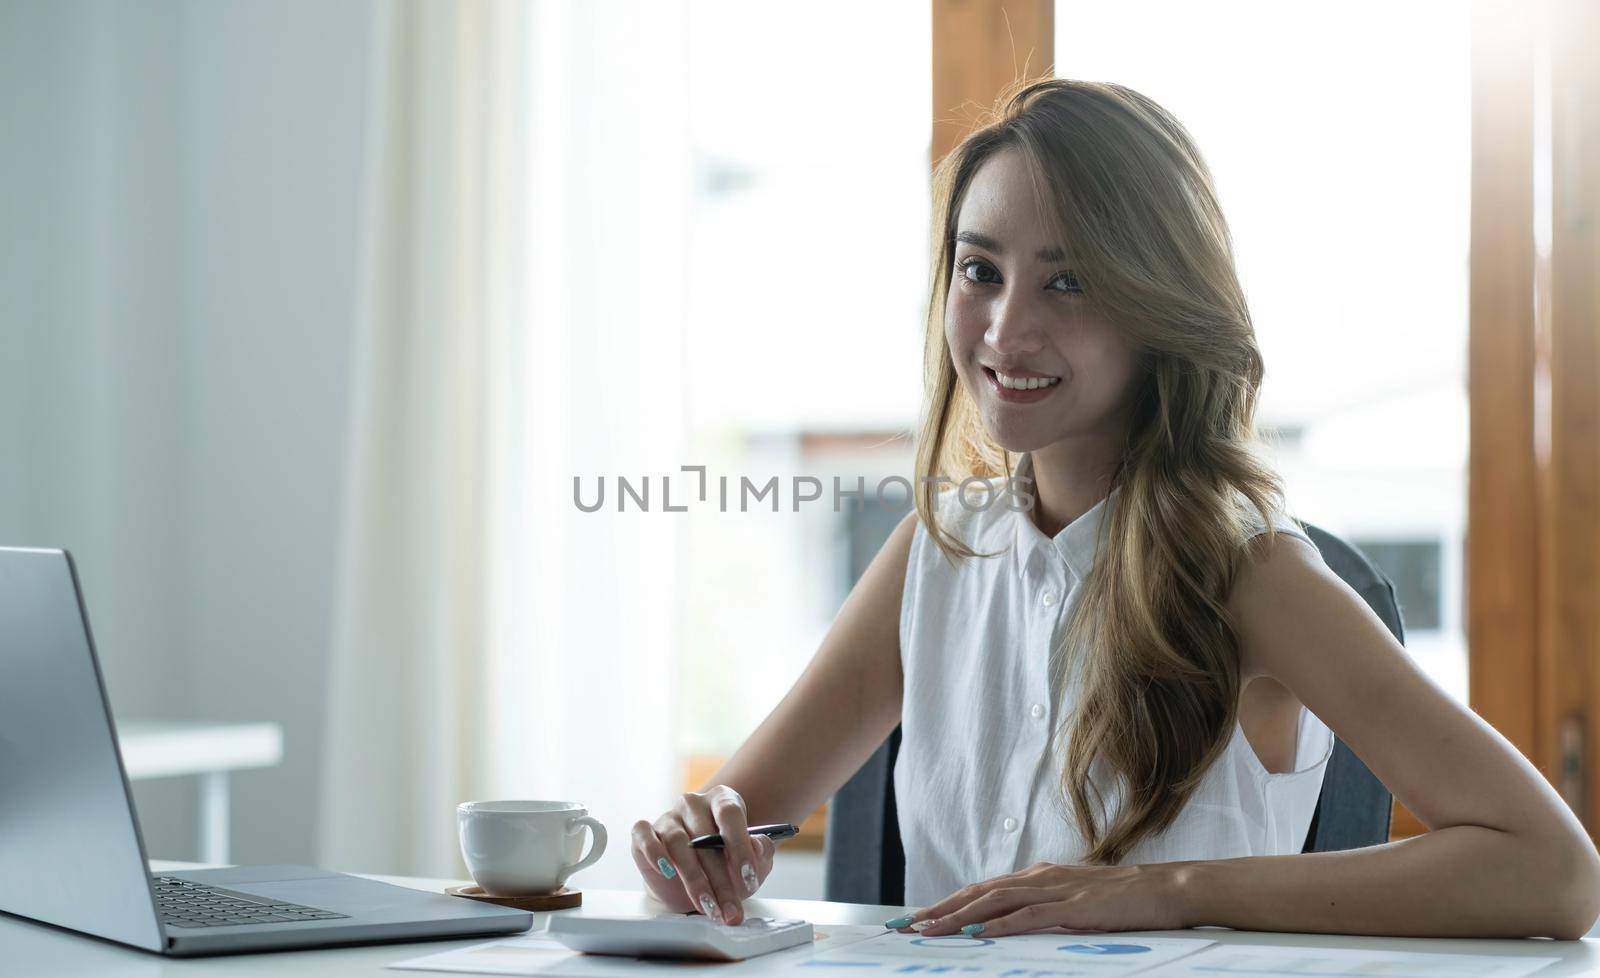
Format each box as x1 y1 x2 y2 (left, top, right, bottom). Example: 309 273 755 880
1171 533 1600 939
703 508 916 824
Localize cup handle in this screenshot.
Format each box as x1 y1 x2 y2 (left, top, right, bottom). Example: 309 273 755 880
559 815 608 881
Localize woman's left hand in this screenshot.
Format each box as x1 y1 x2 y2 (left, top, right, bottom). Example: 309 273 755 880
892 861 1193 938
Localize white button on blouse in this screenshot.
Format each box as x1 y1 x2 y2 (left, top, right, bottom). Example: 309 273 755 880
894 452 1334 908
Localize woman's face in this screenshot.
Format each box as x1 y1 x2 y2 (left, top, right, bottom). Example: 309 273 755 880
944 146 1142 455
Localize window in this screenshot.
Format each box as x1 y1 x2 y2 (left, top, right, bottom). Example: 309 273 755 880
677 2 931 763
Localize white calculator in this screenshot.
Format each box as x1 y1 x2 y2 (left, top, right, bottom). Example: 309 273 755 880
544 912 814 961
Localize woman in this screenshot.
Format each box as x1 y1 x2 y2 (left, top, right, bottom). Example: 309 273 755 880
629 79 1600 940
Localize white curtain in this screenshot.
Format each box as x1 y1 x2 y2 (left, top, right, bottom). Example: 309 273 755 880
319 0 690 884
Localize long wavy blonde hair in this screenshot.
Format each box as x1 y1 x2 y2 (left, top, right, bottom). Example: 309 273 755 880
914 78 1288 865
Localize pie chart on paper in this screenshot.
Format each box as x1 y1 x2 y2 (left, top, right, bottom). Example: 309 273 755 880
1058 942 1153 954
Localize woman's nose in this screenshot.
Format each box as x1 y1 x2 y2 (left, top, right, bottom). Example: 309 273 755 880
983 289 1046 356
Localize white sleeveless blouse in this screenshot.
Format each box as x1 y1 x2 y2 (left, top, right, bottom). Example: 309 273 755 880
895 453 1334 907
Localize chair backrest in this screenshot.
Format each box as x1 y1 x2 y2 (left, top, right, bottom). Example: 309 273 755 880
824 521 1406 906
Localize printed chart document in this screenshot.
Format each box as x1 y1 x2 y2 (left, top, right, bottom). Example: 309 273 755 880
388 926 1211 977
799 932 1214 976
1138 943 1560 978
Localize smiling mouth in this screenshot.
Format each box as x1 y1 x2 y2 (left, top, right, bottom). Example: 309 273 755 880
983 367 1061 391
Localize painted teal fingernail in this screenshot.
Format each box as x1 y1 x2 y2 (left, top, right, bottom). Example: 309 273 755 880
961 923 987 936
884 915 914 929
656 857 677 879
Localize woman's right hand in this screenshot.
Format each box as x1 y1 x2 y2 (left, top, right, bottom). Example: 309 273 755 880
630 785 776 926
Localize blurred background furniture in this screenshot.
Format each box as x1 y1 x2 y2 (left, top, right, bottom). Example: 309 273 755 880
118 720 284 864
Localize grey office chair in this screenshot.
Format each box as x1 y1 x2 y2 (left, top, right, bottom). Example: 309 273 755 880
824 521 1405 906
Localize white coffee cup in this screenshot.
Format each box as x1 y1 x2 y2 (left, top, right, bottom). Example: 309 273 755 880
457 800 608 896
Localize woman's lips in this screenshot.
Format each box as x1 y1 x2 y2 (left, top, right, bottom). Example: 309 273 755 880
983 366 1061 403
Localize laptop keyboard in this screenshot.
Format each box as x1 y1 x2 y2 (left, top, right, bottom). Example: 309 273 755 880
151 875 350 928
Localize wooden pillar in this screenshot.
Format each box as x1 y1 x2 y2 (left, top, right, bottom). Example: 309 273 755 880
1469 0 1600 837
1467 0 1540 767
931 0 1054 165
1541 0 1600 825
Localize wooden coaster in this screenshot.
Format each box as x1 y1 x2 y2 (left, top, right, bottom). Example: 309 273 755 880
446 883 582 911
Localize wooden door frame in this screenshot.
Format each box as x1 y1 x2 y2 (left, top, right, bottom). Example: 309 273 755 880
1469 0 1600 838
931 0 1053 165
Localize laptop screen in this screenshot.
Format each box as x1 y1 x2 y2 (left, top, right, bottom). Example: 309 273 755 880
0 547 164 951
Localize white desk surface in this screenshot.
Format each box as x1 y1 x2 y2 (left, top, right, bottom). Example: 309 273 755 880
0 860 1594 977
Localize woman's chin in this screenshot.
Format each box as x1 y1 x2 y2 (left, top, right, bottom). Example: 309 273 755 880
979 418 1059 455
968 382 1078 452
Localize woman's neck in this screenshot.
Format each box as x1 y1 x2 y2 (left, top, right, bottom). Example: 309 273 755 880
1025 434 1123 538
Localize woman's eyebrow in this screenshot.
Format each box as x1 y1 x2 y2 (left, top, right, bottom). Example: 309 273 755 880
955 230 1067 263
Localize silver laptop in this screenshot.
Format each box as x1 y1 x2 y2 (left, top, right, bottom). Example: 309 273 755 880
0 546 533 956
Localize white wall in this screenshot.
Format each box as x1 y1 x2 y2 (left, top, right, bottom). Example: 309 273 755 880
0 0 373 865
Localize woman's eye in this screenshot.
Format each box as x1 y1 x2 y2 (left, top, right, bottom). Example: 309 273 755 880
1049 271 1084 294
958 258 999 284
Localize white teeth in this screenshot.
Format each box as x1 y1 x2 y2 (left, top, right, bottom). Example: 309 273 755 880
995 371 1060 391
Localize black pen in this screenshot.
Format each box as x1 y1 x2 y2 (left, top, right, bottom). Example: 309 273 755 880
688 822 800 849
